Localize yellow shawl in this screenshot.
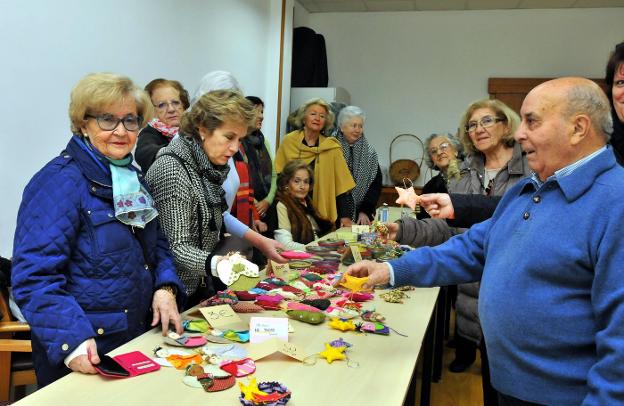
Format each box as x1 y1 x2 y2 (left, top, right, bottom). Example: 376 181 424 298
275 130 355 222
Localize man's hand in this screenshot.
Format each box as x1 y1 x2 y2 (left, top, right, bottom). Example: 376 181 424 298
68 339 99 374
419 193 454 219
345 260 391 290
151 289 182 336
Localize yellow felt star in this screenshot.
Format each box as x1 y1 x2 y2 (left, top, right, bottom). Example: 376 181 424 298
329 317 356 332
395 186 419 210
239 377 268 401
340 274 369 293
319 343 347 364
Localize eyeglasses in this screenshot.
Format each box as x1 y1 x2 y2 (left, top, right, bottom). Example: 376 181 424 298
466 115 505 133
153 100 182 111
85 114 142 131
428 142 450 156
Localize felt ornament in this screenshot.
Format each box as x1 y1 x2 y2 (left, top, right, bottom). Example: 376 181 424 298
182 319 209 333
329 338 352 348
319 343 347 364
280 250 313 260
361 309 385 322
301 273 323 282
394 178 419 210
164 332 207 348
165 353 203 369
206 375 236 392
239 381 292 406
380 287 414 303
232 302 265 313
325 306 359 320
284 302 322 313
301 298 330 310
339 274 370 293
317 239 345 248
203 364 232 378
205 334 232 344
288 260 312 270
199 289 239 307
222 330 250 343
239 378 268 401
234 291 259 301
357 321 390 335
286 309 326 325
264 277 288 286
306 245 333 254
328 318 357 332
342 291 374 302
216 253 260 288
335 300 363 310
290 279 312 291
220 358 256 377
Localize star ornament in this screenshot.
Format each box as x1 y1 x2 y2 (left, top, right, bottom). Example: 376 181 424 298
319 343 347 364
239 377 268 401
329 317 357 332
340 274 370 293
395 185 419 210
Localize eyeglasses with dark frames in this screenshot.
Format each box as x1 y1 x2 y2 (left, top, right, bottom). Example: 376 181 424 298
466 115 506 134
85 114 142 131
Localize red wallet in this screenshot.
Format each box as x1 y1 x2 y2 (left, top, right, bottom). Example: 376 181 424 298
95 351 160 379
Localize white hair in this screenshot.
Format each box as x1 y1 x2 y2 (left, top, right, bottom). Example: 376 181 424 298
191 70 241 106
337 105 366 128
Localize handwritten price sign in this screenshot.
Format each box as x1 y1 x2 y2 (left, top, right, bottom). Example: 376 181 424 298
199 304 247 331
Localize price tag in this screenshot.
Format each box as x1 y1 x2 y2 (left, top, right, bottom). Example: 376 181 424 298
250 317 289 344
350 245 363 262
270 260 291 279
352 225 370 234
199 304 247 331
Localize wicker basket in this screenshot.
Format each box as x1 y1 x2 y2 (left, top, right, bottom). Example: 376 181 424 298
388 134 424 186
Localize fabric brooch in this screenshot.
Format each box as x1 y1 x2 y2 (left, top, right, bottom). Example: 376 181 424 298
164 332 207 348
239 378 291 405
216 252 260 290
379 286 415 303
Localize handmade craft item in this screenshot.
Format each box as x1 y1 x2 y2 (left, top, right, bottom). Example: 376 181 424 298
319 343 347 364
182 319 210 333
232 302 265 313
317 239 345 248
329 338 352 348
328 318 357 332
343 291 374 302
220 358 256 377
286 309 326 325
239 380 292 406
325 306 360 320
301 298 330 310
280 250 313 260
395 178 419 210
216 252 260 291
361 309 386 322
379 286 415 303
164 332 207 348
339 274 370 293
357 321 390 335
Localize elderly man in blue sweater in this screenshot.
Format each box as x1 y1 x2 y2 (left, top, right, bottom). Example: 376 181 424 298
346 77 624 405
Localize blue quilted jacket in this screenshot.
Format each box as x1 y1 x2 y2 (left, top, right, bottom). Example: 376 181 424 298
12 136 185 385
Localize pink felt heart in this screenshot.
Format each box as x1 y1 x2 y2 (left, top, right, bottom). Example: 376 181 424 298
280 250 313 260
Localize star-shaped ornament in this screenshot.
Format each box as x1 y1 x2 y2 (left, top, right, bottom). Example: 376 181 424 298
319 343 347 364
340 274 369 293
395 185 419 210
329 318 357 332
239 378 268 401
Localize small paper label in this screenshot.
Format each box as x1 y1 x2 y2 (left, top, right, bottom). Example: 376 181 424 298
352 225 370 234
249 317 289 344
270 261 291 279
350 245 363 262
199 304 247 331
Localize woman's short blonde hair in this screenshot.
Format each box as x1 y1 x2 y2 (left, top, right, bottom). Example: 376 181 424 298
69 73 152 134
292 98 335 134
458 99 520 155
179 89 256 142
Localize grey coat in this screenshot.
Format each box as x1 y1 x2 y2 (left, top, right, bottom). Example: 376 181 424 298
396 143 530 344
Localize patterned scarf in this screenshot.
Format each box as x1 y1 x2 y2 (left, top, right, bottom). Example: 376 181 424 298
183 136 229 216
77 136 157 228
241 130 273 201
334 131 379 221
149 118 179 139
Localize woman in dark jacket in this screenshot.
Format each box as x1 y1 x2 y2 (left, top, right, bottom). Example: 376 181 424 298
606 41 624 163
11 73 184 386
135 78 189 172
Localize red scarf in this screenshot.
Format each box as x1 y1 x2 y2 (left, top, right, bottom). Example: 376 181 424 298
148 118 179 139
232 145 259 227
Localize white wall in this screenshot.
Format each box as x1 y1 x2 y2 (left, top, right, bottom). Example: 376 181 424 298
305 8 624 185
0 0 290 256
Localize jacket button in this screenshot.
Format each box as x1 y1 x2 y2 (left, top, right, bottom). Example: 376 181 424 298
87 210 91 215
523 212 530 220
91 186 97 192
97 328 104 335
124 309 128 313
533 196 541 203
63 154 70 159
144 264 150 270
61 343 69 351
107 213 114 218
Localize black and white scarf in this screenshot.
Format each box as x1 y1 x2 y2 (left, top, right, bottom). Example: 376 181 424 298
335 130 379 220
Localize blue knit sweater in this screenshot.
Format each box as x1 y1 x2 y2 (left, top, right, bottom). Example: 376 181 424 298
389 148 624 405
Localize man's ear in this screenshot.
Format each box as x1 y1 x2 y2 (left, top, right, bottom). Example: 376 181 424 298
569 114 591 146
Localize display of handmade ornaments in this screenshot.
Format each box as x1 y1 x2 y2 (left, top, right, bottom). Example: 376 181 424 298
217 252 260 291
239 378 291 406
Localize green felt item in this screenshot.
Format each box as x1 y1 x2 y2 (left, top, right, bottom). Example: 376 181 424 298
286 310 326 325
228 275 260 291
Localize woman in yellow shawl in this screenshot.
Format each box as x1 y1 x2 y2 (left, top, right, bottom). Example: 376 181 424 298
275 98 355 226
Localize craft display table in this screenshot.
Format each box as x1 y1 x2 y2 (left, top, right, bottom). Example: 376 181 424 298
14 232 441 406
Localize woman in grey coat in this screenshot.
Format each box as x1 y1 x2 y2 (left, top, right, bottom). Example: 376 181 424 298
387 99 529 406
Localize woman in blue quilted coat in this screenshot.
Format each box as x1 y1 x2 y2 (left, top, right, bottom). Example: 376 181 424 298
11 73 185 386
